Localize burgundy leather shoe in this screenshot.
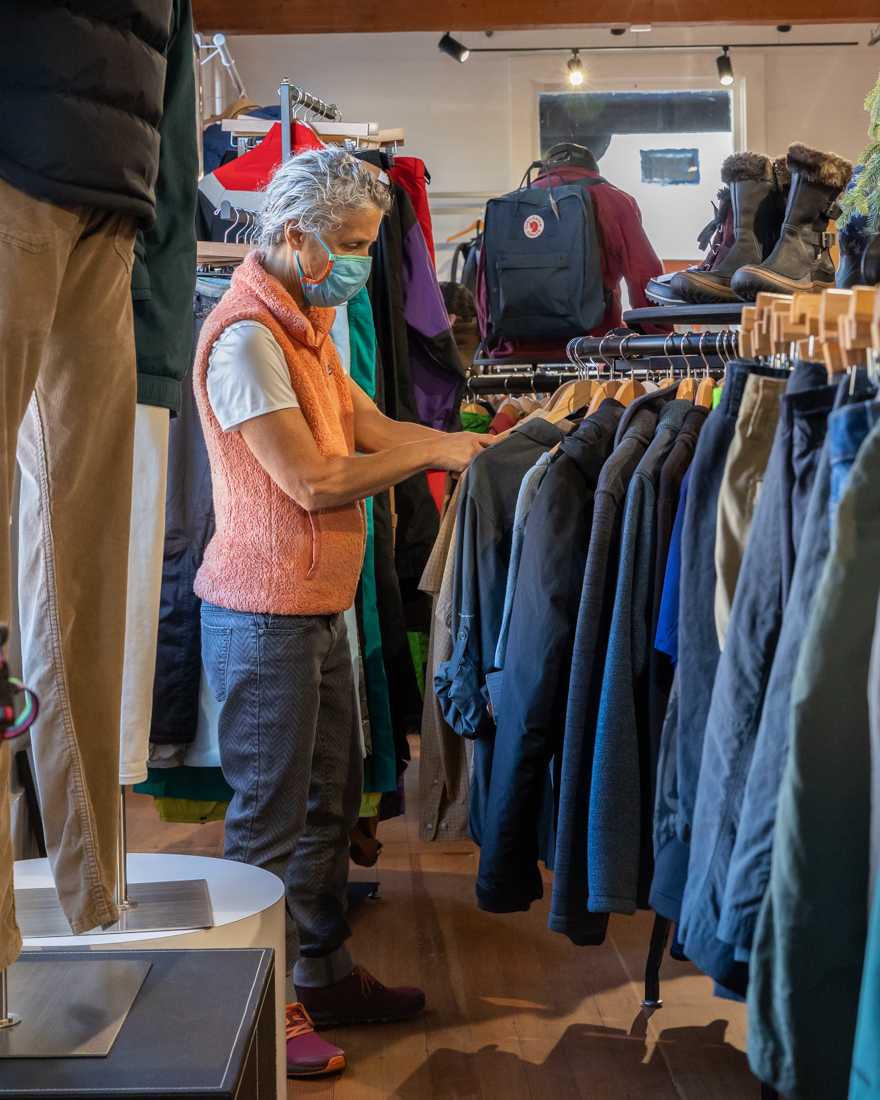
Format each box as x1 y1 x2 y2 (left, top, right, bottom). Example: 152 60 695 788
296 965 426 1028
285 1003 346 1078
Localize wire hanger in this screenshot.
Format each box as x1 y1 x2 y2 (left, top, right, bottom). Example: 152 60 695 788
615 334 646 407
695 332 716 408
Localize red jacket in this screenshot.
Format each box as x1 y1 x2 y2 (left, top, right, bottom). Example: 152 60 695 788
476 166 664 355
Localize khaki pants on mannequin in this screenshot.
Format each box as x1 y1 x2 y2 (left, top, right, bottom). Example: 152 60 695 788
119 404 170 787
0 177 137 966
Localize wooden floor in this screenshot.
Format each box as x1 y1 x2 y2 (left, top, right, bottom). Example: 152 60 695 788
128 744 758 1100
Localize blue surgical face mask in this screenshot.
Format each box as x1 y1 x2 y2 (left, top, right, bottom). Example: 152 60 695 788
295 234 372 308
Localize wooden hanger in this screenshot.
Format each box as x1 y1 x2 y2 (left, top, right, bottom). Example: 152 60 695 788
220 116 405 149
197 240 249 267
840 286 876 367
830 284 876 374
739 306 758 358
871 288 880 352
204 94 262 127
695 375 716 408
766 300 789 356
751 292 791 358
788 292 823 361
692 332 716 408
544 378 595 415
447 220 484 243
788 292 821 340
676 375 698 402
615 377 646 406
586 379 621 415
818 289 853 378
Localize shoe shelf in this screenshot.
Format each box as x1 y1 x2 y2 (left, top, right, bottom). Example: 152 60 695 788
623 303 745 333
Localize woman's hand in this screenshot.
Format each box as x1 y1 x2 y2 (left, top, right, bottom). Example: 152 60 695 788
430 432 494 472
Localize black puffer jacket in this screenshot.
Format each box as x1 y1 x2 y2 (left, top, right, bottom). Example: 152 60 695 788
0 1 172 225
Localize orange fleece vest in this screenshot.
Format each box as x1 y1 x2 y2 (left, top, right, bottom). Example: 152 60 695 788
193 252 365 615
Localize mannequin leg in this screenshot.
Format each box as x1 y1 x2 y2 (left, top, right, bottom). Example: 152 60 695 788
119 404 171 787
17 209 137 935
0 179 81 966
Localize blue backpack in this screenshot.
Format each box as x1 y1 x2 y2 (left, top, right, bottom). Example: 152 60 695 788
483 160 607 346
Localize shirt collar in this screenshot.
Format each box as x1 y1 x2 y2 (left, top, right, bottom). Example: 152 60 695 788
513 416 566 447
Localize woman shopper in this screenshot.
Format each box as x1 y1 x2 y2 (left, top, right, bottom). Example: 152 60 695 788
194 147 487 1078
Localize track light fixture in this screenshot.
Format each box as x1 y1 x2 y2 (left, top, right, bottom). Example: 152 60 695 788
567 49 584 87
716 45 734 86
438 32 470 63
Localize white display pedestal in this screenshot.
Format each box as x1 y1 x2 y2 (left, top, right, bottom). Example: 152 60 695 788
15 854 286 1096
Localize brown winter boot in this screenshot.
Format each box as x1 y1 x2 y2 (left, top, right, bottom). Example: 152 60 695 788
731 143 853 300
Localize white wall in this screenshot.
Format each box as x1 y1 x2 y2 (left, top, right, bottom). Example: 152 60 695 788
600 131 735 260
224 26 879 266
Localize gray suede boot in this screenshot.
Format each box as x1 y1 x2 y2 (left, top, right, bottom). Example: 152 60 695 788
731 143 853 300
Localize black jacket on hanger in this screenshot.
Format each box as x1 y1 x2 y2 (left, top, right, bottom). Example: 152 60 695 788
0 0 171 225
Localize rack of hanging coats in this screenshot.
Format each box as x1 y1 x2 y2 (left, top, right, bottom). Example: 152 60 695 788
422 286 880 1100
141 81 465 840
420 328 726 849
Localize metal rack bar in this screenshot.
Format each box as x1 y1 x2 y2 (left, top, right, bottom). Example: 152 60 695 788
280 80 292 164
466 370 579 394
464 361 723 395
280 79 341 163
642 915 672 1009
568 331 739 363
0 969 20 1030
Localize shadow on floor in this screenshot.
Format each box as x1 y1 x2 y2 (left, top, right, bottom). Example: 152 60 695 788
393 1015 751 1100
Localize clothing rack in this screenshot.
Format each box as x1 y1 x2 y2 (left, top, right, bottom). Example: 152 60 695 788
464 361 724 396
465 357 726 1024
567 330 739 364
279 79 339 162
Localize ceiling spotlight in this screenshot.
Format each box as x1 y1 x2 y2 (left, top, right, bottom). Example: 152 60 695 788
776 23 792 31
567 49 585 87
438 32 470 63
716 45 734 86
610 26 626 36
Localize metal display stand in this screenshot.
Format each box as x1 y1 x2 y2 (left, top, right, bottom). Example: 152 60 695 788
640 918 778 1100
15 788 214 938
641 913 672 1010
0 969 19 1031
0 957 150 1059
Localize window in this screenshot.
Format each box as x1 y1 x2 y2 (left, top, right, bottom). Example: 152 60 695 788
640 148 701 186
537 89 734 264
538 90 732 157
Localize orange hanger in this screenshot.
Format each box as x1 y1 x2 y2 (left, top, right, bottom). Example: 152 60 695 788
586 380 621 415
615 377 646 406
676 375 697 402
447 220 484 243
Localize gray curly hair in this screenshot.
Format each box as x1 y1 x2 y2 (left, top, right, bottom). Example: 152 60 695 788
258 146 392 247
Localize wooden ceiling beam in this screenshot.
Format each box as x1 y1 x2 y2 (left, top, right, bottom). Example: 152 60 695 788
192 0 877 34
